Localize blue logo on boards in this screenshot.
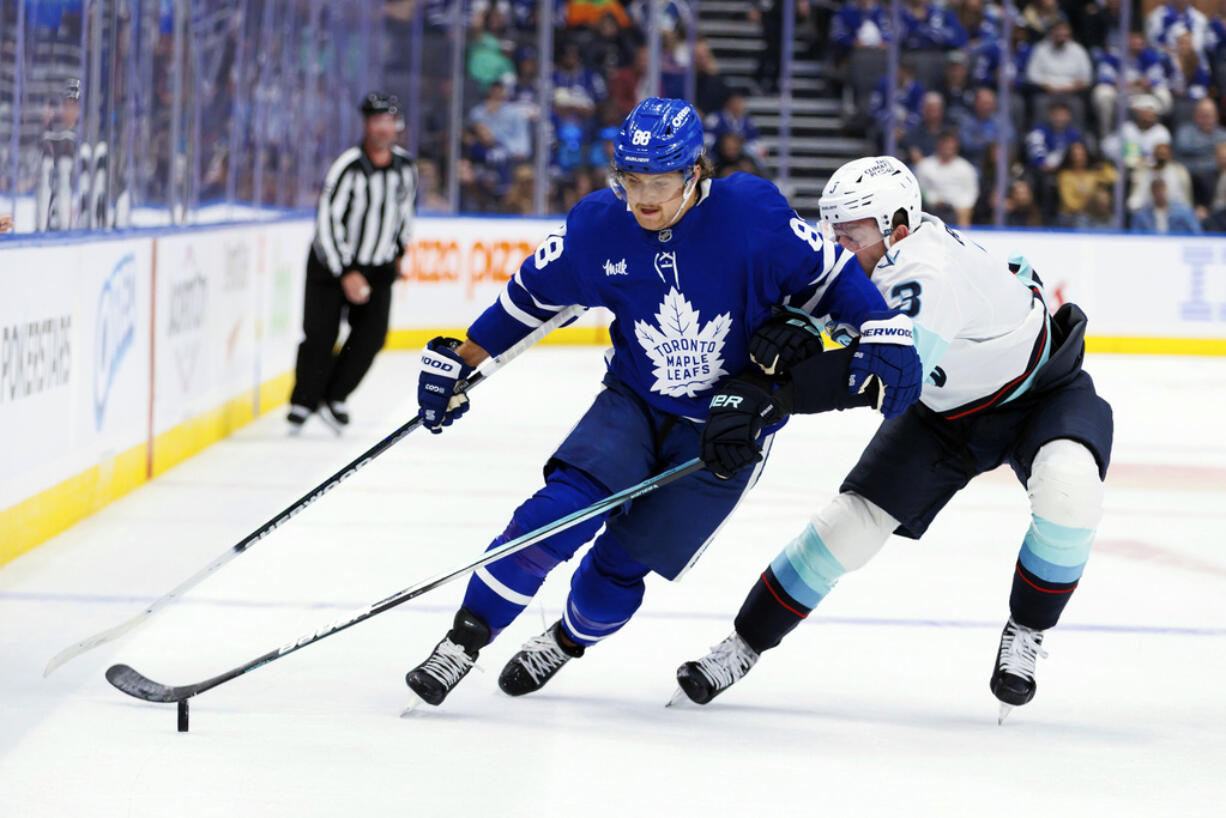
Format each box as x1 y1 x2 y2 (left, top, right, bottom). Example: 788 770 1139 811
94 253 137 430
1179 246 1226 322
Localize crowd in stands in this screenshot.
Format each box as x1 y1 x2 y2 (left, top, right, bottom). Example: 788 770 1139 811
404 0 766 215
399 0 1223 234
847 0 1225 233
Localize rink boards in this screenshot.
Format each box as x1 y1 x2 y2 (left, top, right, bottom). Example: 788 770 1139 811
2 216 1225 565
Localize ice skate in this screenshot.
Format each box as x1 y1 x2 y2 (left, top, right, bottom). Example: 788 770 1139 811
405 609 490 707
672 633 759 705
287 404 311 436
319 401 349 434
498 621 584 697
990 617 1048 724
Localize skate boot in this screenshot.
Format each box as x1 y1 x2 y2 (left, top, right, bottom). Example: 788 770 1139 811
405 608 491 707
990 617 1048 724
320 401 349 433
287 404 311 435
498 621 584 697
673 633 759 705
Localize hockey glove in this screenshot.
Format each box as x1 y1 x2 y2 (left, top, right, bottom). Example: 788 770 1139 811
701 373 792 480
749 305 825 376
848 311 923 419
418 337 475 433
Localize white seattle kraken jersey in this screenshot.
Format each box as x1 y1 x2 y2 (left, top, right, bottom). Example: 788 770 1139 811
840 214 1050 416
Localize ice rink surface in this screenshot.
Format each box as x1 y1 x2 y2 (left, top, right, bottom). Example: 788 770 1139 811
2 347 1224 817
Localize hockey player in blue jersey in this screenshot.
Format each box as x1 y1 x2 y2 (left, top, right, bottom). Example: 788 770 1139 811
676 156 1114 722
404 99 924 706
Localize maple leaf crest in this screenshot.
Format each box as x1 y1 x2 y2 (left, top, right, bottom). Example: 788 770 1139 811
633 287 732 398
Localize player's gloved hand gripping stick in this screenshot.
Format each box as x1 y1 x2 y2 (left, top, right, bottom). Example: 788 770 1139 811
43 305 586 677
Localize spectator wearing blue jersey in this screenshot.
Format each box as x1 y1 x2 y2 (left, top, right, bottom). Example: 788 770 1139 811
898 0 967 50
958 87 1012 166
507 47 540 106
1174 99 1226 210
1145 0 1215 56
1165 32 1213 104
831 0 891 57
1132 178 1201 233
1027 99 1084 216
550 87 596 179
957 0 999 49
1092 31 1172 139
554 41 609 106
972 23 1031 92
704 94 766 164
1026 18 1093 130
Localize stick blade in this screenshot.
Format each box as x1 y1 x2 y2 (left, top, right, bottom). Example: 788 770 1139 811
44 615 147 677
105 664 187 703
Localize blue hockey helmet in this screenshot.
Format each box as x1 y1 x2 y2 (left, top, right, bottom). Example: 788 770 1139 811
612 97 704 183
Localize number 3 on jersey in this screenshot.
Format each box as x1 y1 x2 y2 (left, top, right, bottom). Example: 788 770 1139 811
534 225 567 270
891 281 922 317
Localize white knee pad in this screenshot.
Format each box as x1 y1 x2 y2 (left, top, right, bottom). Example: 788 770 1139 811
809 492 898 572
1027 439 1104 530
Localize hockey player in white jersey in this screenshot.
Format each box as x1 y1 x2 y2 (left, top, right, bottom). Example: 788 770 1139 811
679 156 1114 721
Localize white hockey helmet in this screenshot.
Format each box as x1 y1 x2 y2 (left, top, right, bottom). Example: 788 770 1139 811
818 156 922 238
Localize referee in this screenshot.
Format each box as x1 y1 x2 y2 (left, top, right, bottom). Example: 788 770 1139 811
288 92 416 434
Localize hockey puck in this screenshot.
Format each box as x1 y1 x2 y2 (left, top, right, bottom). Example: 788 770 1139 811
177 699 189 733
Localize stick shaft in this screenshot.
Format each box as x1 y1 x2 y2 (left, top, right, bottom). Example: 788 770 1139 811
49 306 586 676
107 458 704 702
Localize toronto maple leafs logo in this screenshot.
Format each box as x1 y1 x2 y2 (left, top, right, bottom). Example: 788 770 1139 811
604 258 628 276
634 288 732 398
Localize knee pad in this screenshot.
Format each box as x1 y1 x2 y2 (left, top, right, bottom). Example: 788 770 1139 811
1027 439 1104 530
809 492 898 573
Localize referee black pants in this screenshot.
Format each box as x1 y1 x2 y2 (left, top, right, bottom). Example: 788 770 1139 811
290 252 396 411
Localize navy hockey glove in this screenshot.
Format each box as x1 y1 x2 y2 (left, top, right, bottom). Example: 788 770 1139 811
418 337 475 433
848 312 923 419
701 373 792 480
749 305 825 376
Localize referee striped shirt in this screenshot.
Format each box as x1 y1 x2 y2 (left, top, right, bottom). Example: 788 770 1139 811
312 145 417 276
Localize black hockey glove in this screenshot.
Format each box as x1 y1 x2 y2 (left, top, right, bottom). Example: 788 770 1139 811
749 305 825 376
701 372 793 480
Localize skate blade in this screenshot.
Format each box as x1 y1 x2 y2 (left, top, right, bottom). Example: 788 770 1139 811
997 702 1015 725
665 687 689 708
400 693 429 717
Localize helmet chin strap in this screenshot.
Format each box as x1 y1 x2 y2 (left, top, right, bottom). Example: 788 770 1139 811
661 169 700 230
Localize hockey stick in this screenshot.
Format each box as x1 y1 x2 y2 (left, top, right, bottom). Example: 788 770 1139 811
45 305 586 677
105 457 705 703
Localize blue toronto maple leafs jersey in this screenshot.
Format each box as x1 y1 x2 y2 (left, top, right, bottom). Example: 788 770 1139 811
467 173 888 419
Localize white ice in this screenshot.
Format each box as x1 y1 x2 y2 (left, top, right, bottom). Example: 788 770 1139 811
2 348 1224 817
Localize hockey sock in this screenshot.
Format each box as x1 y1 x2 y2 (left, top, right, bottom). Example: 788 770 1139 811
1010 515 1094 630
560 533 650 647
462 465 610 639
1012 440 1103 630
734 523 846 655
